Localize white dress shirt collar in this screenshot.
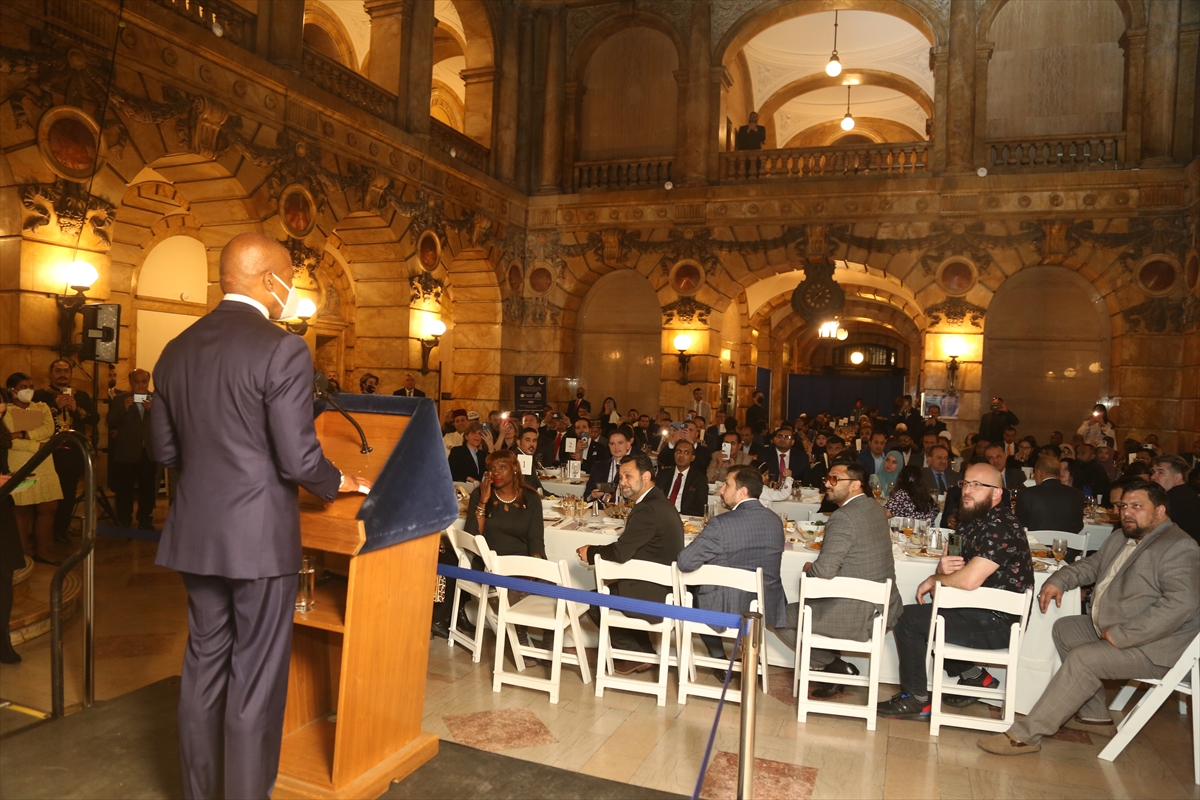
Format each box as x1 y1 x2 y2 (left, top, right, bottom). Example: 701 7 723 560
223 293 270 318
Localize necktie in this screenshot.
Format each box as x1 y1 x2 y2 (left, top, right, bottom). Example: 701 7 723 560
669 471 683 505
554 433 562 457
779 452 786 476
936 472 946 492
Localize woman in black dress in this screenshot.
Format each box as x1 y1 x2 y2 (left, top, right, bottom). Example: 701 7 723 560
465 449 544 559
1 388 25 663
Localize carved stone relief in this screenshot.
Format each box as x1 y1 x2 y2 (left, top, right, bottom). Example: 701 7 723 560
22 179 116 245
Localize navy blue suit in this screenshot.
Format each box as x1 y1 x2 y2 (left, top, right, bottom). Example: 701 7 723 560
152 299 341 799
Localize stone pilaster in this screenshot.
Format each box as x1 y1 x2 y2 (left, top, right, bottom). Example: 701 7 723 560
494 8 521 183
364 0 410 126
263 0 304 74
1172 21 1198 163
683 0 712 186
461 66 497 149
1141 0 1181 166
538 6 566 193
945 0 977 174
973 42 994 169
930 45 950 173
1120 28 1147 163
405 0 435 139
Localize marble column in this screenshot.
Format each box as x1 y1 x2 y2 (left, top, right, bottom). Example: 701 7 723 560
710 65 732 181
561 81 581 192
930 45 950 173
973 42 994 169
1120 28 1146 163
462 66 497 148
364 0 410 127
1180 21 1200 161
944 0 977 173
538 6 566 194
264 0 305 74
405 0 435 139
1141 0 1181 165
683 0 712 186
673 70 690 182
514 9 536 191
494 8 520 183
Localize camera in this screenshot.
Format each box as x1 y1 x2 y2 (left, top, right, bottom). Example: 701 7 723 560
62 387 73 396
134 393 150 404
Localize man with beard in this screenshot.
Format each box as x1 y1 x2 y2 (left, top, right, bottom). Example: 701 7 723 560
979 480 1199 755
514 427 545 494
584 425 631 504
879 463 1035 721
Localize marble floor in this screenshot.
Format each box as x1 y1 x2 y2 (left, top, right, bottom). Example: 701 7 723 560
1 534 1196 799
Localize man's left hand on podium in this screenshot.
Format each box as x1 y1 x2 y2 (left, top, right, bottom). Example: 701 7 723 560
338 472 372 494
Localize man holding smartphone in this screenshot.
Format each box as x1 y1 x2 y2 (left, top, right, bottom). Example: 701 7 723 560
107 369 159 530
35 359 100 543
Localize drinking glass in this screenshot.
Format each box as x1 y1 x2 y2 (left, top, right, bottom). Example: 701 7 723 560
296 554 316 612
1052 538 1068 563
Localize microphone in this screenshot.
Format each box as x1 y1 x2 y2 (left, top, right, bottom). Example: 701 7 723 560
313 369 372 455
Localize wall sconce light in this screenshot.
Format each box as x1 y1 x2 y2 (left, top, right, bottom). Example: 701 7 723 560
944 337 966 396
817 320 847 339
284 297 318 336
420 318 447 375
57 260 99 356
673 333 693 385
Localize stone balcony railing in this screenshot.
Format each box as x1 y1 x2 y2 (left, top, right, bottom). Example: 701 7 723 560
720 142 931 182
430 119 490 172
572 157 675 192
301 47 397 120
150 0 256 50
987 134 1124 172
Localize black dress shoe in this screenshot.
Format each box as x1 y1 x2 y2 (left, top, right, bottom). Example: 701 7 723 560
812 683 844 699
430 620 451 639
816 657 860 676
455 609 476 636
0 648 21 665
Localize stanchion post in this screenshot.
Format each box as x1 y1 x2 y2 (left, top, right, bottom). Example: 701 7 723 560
738 612 762 800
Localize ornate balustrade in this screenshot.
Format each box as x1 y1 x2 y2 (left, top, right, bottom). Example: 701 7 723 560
150 0 256 50
987 134 1123 171
572 157 674 192
301 48 397 120
430 119 490 172
720 142 930 181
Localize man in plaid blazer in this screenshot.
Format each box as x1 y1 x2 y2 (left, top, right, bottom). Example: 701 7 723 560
781 460 903 698
980 480 1199 755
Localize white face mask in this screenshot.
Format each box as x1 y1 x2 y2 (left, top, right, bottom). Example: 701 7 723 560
268 272 299 320
16 389 34 404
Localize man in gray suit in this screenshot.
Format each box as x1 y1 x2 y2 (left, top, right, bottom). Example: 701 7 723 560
677 465 787 667
980 480 1200 755
780 460 903 697
152 234 368 799
107 368 158 530
921 444 960 496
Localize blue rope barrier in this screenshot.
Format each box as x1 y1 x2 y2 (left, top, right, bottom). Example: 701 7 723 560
692 630 743 800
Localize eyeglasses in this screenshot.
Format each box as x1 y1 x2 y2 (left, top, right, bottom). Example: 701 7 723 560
776 434 794 440
824 476 852 485
958 479 999 490
1113 502 1151 511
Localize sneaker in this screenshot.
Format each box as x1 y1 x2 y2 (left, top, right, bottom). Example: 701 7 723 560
877 692 931 721
945 668 997 708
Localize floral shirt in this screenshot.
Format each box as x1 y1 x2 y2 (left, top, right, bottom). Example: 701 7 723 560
885 489 939 522
958 502 1034 595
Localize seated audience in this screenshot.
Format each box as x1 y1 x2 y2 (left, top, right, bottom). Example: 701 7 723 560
1016 455 1085 533
677 466 787 672
708 430 755 484
879 463 1034 720
358 373 380 394
921 444 960 496
762 426 807 485
392 372 425 398
536 412 573 466
513 427 545 494
978 480 1199 755
985 444 1026 494
885 464 941 523
1008 439 1036 471
448 422 487 483
877 450 904 497
1151 455 1200 545
909 432 940 471
1073 443 1111 502
577 453 684 672
858 431 888 477
584 425 633 503
682 420 712 473
778 461 903 697
465 449 545 558
807 435 848 488
655 440 708 517
443 408 468 454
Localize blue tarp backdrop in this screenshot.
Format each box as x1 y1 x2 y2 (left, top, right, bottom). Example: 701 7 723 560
786 374 905 420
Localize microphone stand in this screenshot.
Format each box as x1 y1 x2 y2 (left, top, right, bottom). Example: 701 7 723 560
313 371 372 455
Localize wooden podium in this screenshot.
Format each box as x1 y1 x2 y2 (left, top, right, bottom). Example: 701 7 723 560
274 395 459 799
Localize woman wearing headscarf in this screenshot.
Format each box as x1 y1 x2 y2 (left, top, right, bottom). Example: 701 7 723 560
877 450 905 498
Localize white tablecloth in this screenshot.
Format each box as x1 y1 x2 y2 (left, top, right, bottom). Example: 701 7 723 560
454 515 1079 715
540 479 588 497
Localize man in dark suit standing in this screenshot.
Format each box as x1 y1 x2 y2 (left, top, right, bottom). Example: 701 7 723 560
107 368 158 530
1016 456 1085 533
392 373 426 398
151 234 367 800
566 388 591 422
578 452 684 672
745 391 768 438
654 440 708 517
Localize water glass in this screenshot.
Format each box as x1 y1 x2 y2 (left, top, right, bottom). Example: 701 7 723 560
1052 538 1068 563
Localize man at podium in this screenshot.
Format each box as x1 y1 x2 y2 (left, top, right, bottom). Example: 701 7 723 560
151 233 369 800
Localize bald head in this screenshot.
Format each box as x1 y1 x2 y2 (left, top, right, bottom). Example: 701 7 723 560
219 233 293 318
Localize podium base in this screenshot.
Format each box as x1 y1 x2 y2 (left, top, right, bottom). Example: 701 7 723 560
274 731 439 800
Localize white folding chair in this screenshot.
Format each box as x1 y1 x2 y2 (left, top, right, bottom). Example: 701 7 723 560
1100 632 1199 785
1026 529 1091 559
674 564 768 705
490 554 592 704
444 528 497 662
593 556 677 706
792 575 892 731
927 585 1032 736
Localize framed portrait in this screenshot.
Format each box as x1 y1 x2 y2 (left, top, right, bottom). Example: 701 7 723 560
278 184 317 238
37 106 106 181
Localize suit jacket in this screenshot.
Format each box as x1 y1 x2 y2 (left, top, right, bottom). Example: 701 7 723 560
107 392 155 463
676 499 787 627
448 444 487 483
921 465 960 495
583 455 622 501
151 300 341 580
745 402 767 434
999 467 1028 492
392 387 426 397
1015 478 1085 534
655 465 708 517
1166 485 1200 545
806 494 904 640
1048 521 1199 667
577 438 609 474
536 430 575 466
762 448 806 484
587 485 684 606
566 398 591 421
858 449 884 477
707 450 755 484
688 399 713 422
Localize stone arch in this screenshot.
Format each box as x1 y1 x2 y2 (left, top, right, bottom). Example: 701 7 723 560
568 10 688 82
304 0 359 69
446 0 496 71
576 270 663 415
977 0 1143 40
444 0 496 148
782 118 926 148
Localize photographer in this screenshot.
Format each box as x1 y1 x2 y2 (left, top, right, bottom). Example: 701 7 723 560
978 397 1019 445
107 369 159 530
34 359 99 543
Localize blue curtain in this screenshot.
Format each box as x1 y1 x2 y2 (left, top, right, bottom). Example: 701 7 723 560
786 374 905 421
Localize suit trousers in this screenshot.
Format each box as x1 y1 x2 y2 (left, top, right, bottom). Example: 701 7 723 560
776 602 840 667
179 572 296 800
51 446 83 539
111 454 157 527
894 604 1014 696
1008 615 1167 745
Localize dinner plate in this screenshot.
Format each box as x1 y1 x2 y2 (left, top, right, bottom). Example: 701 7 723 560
805 542 822 551
1033 561 1049 571
903 551 941 560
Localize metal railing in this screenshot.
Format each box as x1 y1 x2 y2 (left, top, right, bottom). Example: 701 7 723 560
572 156 674 192
430 119 491 172
0 431 96 719
987 134 1123 171
150 0 257 51
301 47 398 120
721 142 930 181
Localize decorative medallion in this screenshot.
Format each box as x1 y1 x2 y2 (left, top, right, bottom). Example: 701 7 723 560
199 64 215 83
790 260 845 324
278 183 317 238
416 230 441 271
369 142 379 156
234 80 248 97
283 238 321 290
527 266 554 297
162 47 178 65
662 297 712 326
936 257 977 297
1134 254 1178 296
669 260 705 296
506 263 523 294
264 93 278 110
925 297 987 328
1185 250 1199 294
37 106 105 181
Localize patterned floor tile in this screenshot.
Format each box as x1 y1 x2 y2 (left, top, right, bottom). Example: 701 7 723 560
700 750 819 800
443 707 559 753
